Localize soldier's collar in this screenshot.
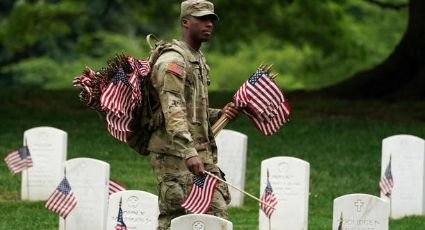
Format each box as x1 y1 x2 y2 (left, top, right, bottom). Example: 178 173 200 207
173 40 203 62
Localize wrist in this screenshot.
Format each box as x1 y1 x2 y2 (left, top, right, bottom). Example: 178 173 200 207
184 148 198 160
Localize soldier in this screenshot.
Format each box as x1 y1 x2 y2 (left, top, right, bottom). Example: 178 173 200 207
147 0 239 229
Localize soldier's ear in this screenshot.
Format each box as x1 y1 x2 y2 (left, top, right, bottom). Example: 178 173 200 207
181 16 189 27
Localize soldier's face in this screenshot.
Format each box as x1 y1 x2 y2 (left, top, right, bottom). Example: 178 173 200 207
188 15 215 42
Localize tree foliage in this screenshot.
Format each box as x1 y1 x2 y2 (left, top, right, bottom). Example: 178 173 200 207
0 0 408 91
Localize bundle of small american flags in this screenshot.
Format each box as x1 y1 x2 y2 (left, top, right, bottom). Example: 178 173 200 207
234 66 291 135
71 67 102 111
73 55 150 143
212 64 290 136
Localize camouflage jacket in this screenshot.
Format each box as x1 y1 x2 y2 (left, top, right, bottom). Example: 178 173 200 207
147 40 221 164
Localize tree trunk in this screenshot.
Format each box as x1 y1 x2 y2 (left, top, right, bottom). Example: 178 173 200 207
321 0 425 99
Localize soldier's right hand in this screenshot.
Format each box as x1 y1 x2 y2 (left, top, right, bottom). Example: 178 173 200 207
185 156 204 175
222 102 240 121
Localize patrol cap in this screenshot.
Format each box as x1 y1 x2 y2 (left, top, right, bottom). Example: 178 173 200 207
180 0 219 21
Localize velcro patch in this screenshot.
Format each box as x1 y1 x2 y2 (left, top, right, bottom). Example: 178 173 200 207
167 63 184 77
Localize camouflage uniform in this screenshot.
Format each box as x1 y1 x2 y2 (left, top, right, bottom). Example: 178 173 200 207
148 39 231 230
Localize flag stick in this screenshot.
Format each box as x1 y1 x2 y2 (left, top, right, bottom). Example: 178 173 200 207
64 166 67 230
389 154 392 218
203 171 276 210
25 138 29 200
212 115 229 137
337 212 343 230
26 168 29 199
267 169 272 230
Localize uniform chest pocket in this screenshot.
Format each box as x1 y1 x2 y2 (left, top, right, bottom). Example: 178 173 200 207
184 62 203 124
183 62 200 102
190 62 202 79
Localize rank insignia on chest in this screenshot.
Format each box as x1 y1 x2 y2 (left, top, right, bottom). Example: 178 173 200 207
167 63 184 77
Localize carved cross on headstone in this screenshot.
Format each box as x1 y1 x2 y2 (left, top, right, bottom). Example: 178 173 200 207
192 221 205 230
333 194 390 230
354 199 364 212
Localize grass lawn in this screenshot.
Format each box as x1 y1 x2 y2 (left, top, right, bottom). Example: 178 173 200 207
1 89 425 229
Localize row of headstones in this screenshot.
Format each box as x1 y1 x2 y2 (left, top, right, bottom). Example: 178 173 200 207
27 152 391 230
20 127 243 229
19 126 239 229
19 127 425 229
33 155 234 229
219 132 425 229
20 125 228 229
20 127 245 203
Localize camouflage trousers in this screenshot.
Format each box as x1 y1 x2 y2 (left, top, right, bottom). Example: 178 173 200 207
150 152 231 230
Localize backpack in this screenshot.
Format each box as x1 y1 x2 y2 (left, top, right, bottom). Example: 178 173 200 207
72 34 187 155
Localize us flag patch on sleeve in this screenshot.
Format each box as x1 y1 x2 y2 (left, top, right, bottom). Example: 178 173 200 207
167 63 184 77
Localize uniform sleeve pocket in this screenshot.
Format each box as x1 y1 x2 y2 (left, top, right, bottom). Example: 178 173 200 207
162 73 185 94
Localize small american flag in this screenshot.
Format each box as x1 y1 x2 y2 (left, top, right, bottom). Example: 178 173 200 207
260 177 278 218
45 177 77 219
379 157 394 197
234 68 290 136
109 178 127 195
4 146 33 175
181 173 218 214
115 205 127 230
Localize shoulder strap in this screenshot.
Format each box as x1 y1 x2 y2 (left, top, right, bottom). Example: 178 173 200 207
146 35 189 68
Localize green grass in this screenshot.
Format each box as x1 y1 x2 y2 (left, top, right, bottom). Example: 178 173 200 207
1 89 425 229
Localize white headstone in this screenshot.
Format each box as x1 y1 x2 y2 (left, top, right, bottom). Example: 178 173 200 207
216 129 247 207
333 193 389 230
106 190 159 230
381 134 425 218
59 158 109 230
21 126 67 200
259 156 309 230
170 214 233 230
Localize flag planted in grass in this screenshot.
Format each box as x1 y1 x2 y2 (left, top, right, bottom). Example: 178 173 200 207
379 157 394 197
4 146 33 175
45 177 77 219
109 178 127 195
181 173 218 214
115 200 127 230
260 173 278 218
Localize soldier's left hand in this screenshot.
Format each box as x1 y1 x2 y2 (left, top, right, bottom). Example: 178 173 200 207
222 102 240 121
